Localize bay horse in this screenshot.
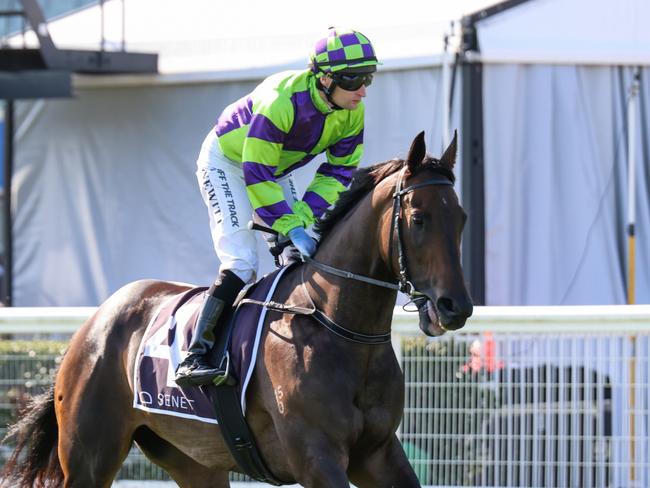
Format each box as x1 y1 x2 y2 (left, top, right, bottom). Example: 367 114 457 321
2 131 473 487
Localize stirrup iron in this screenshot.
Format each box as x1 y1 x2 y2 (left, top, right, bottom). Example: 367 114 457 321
212 351 233 386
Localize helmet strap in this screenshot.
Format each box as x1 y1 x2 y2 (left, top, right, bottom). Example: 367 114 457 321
316 76 343 111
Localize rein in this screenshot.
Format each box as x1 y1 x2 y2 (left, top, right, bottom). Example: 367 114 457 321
302 256 400 291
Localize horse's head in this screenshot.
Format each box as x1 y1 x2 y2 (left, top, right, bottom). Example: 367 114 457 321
393 131 473 336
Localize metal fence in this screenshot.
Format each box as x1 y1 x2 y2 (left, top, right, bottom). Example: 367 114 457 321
395 306 650 488
0 305 649 487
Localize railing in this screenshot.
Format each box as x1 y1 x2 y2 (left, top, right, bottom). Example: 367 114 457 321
0 305 648 488
394 306 650 488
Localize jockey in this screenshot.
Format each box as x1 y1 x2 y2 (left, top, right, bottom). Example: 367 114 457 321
175 27 380 387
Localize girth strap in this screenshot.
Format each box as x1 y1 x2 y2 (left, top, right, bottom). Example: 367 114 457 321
206 268 292 486
205 384 286 485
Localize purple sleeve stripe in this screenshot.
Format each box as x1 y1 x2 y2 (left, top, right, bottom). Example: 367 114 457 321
215 118 238 137
275 154 316 177
303 191 331 219
247 114 286 144
243 162 277 186
255 200 294 228
215 96 253 137
317 163 355 187
328 131 363 157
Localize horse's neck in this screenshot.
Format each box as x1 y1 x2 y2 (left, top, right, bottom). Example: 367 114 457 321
306 178 397 331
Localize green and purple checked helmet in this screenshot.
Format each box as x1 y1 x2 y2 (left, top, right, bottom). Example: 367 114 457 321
309 28 379 75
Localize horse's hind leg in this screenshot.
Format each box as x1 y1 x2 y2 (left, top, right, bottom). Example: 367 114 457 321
134 426 230 487
55 335 139 487
56 390 136 487
56 375 137 487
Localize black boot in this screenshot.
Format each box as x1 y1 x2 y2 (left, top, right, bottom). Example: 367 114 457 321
174 270 245 387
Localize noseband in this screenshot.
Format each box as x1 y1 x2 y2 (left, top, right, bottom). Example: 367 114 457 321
305 165 454 299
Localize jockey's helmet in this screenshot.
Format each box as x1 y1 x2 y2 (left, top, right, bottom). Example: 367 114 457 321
309 27 379 76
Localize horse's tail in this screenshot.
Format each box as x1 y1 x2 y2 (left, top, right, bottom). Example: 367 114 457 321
1 385 63 488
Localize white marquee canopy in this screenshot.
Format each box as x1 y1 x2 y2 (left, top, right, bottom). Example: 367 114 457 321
7 0 650 306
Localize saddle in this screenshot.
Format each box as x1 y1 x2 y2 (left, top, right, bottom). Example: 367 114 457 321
134 265 295 484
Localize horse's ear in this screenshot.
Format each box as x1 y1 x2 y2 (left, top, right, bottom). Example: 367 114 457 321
406 131 427 172
440 130 458 170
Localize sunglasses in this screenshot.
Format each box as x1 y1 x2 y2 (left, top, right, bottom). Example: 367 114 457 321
333 72 374 91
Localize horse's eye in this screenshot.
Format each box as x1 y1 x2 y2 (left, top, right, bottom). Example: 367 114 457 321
411 214 424 226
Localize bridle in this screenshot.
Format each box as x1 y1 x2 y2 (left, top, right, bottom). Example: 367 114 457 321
244 164 455 345
305 165 454 300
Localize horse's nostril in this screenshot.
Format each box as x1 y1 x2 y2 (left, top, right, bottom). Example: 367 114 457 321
437 297 455 316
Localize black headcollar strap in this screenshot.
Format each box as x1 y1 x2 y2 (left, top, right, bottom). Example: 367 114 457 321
388 166 454 297
316 77 343 111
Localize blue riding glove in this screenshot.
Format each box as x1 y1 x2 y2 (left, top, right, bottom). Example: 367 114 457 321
287 227 317 258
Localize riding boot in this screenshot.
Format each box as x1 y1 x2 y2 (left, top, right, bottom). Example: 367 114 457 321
174 270 245 387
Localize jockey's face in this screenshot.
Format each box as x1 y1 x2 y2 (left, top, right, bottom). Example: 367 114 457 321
320 74 367 110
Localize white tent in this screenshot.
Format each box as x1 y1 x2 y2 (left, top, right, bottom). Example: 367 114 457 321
468 0 650 304
9 0 496 306
7 0 650 307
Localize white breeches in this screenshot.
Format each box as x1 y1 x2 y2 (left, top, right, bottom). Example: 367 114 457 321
196 131 299 284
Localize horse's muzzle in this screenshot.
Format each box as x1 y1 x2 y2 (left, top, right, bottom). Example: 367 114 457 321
415 292 473 337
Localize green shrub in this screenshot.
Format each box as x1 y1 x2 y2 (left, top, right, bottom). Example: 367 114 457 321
0 340 68 356
0 341 66 431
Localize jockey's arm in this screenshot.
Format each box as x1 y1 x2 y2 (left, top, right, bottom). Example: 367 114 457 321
296 108 365 225
242 98 305 237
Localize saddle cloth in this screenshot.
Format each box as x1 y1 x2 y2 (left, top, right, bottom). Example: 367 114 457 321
132 266 290 423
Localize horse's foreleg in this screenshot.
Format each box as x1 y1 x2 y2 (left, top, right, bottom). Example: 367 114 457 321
281 429 350 488
349 434 421 488
295 460 350 488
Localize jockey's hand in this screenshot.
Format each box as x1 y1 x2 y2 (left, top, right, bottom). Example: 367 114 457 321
287 227 317 258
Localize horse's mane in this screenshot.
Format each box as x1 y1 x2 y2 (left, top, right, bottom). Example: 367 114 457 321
315 156 454 242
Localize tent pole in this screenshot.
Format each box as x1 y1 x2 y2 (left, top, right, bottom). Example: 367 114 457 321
460 18 485 306
627 68 639 305
3 100 13 307
626 67 640 487
441 30 451 149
